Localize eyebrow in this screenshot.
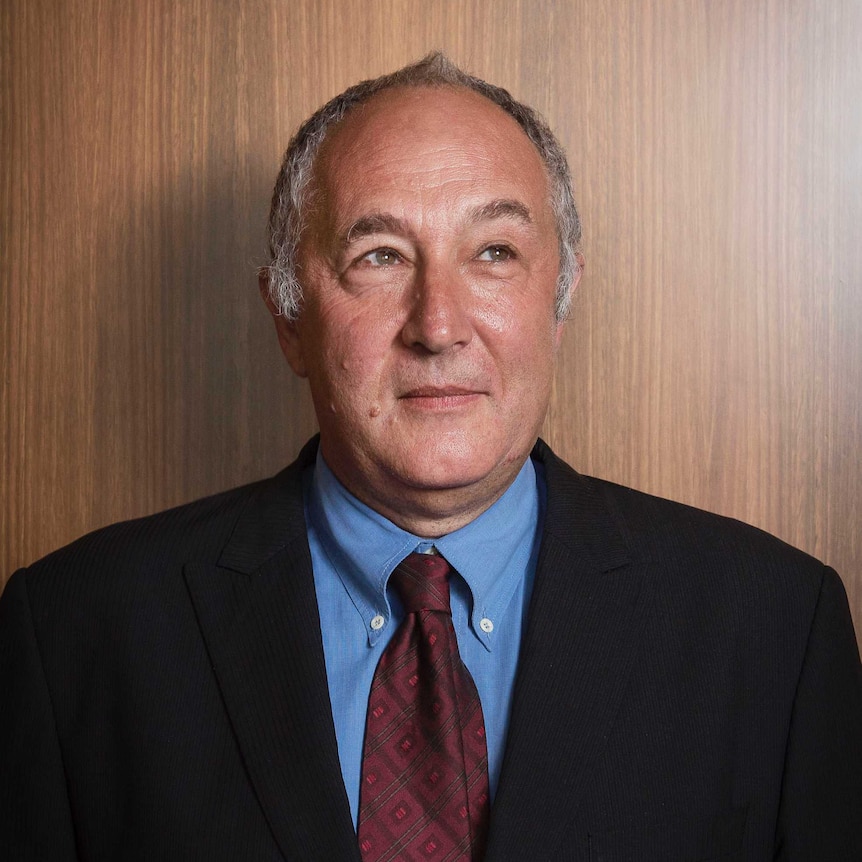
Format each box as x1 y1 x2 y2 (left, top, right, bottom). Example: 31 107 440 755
468 199 533 226
340 199 534 248
343 213 406 246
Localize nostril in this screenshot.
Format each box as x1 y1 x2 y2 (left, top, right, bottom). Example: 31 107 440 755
402 280 473 353
401 312 471 353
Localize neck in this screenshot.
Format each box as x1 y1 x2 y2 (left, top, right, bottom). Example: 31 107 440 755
324 458 528 538
357 483 513 537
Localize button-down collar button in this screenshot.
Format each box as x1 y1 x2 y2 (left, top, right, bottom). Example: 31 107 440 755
479 617 494 634
370 614 385 631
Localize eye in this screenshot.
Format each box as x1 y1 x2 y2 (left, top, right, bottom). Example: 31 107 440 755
361 248 402 266
477 245 514 262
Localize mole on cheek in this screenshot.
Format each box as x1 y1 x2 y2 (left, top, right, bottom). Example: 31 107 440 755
368 404 381 418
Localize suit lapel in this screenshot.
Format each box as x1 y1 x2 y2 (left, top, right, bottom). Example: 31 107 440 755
486 443 656 860
183 439 361 861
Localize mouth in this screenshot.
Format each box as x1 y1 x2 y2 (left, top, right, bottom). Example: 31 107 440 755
399 386 485 410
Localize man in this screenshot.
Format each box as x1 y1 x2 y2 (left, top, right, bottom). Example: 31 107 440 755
1 53 860 861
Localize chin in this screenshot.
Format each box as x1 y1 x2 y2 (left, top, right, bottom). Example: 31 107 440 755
386 447 506 493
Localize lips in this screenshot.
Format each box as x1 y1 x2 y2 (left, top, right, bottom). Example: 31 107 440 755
401 386 483 398
399 385 485 410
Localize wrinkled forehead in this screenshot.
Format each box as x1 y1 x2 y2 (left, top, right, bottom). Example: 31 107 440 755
306 84 554 232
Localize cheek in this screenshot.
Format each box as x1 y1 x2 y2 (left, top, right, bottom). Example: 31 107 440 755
501 318 560 403
493 299 560 360
474 267 559 336
305 317 394 413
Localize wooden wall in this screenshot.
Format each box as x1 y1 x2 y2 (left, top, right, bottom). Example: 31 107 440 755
2 0 860 647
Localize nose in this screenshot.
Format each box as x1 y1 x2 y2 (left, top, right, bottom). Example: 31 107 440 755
400 261 474 353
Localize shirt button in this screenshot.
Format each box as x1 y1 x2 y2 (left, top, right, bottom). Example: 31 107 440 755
370 614 385 631
479 618 494 634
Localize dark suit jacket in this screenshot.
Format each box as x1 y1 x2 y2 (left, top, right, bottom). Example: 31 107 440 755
2 438 861 861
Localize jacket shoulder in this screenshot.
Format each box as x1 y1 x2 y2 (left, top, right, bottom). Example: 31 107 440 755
18 438 321 586
24 477 266 579
535 439 829 606
594 474 823 575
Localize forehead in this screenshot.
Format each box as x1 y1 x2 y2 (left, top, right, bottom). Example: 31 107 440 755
310 85 553 232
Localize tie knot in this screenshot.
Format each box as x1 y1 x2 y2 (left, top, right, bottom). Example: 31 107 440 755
390 551 452 614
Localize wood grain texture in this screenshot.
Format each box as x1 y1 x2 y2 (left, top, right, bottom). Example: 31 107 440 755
2 0 860 647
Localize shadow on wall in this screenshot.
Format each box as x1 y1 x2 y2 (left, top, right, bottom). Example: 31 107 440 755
83 157 317 531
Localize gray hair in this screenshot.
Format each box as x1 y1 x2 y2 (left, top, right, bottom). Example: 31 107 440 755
264 52 582 322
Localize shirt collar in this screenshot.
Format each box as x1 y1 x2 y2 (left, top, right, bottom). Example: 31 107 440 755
305 453 541 651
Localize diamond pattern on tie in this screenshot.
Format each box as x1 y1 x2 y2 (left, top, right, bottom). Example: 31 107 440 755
357 552 490 862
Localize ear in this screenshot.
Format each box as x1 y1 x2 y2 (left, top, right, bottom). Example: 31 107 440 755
554 319 565 348
569 252 585 303
258 270 308 378
554 252 585 347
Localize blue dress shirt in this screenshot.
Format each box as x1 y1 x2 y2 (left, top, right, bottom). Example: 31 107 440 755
303 453 544 826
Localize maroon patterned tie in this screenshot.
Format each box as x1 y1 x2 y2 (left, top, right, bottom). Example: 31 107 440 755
357 552 490 862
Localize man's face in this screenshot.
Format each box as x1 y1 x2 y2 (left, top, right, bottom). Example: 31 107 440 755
269 86 578 531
